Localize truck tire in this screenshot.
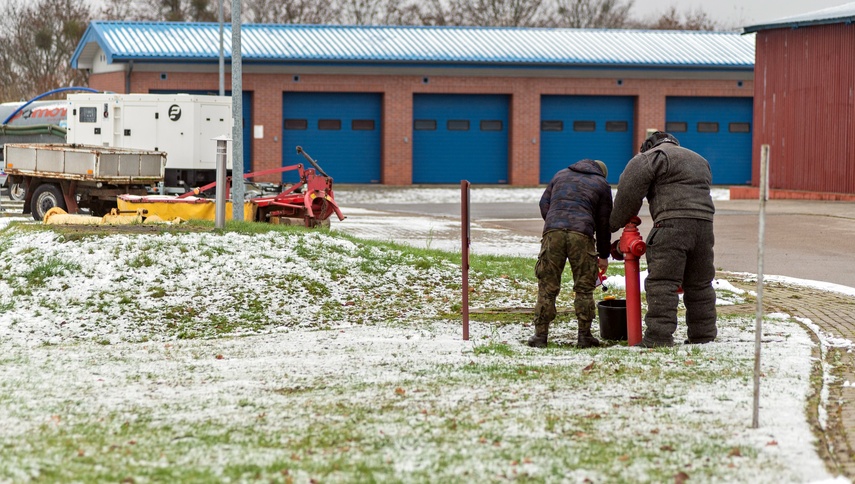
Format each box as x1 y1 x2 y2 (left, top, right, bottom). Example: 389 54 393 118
31 184 66 221
9 183 25 201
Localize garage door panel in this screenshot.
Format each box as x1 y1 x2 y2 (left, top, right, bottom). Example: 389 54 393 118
540 96 635 184
413 94 509 184
282 92 381 184
665 97 752 185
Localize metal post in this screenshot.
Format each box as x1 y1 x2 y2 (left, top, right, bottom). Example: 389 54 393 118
461 180 471 341
214 136 230 228
218 0 224 97
230 0 245 220
753 144 770 429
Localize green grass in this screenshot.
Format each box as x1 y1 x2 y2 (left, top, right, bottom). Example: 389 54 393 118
0 335 779 483
0 219 825 483
22 258 81 287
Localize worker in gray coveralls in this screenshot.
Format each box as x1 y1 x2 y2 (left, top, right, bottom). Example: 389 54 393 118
610 131 718 347
528 159 613 349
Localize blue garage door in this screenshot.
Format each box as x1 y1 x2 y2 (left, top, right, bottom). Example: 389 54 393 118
540 95 635 184
665 97 753 185
151 89 252 173
413 94 509 184
282 92 381 184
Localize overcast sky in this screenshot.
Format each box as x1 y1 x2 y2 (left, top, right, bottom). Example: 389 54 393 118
630 0 850 29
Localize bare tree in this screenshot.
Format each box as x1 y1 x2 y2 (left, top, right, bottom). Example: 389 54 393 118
417 0 456 25
0 0 91 102
642 6 719 31
548 0 634 28
334 0 425 25
101 0 217 22
448 0 547 27
244 0 337 24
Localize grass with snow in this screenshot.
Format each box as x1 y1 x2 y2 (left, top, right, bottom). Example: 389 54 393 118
0 220 831 483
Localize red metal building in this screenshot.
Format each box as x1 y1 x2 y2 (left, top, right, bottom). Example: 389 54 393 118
741 5 855 200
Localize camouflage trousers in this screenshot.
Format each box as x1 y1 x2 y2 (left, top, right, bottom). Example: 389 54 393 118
533 230 599 337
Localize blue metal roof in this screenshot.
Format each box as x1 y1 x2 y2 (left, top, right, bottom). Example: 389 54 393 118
72 21 755 71
744 2 855 33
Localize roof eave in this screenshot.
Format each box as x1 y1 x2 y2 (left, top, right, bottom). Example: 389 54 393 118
744 16 855 34
104 56 754 72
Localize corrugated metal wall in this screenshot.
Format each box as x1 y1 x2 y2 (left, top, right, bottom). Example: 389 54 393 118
753 23 855 194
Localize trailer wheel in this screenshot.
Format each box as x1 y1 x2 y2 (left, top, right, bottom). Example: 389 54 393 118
31 184 66 221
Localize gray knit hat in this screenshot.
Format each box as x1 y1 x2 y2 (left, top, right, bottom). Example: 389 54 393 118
640 131 680 153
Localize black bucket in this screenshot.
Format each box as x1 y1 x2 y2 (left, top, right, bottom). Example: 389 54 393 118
597 299 628 341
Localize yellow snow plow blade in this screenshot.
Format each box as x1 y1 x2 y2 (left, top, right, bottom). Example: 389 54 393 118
116 195 254 222
42 207 184 225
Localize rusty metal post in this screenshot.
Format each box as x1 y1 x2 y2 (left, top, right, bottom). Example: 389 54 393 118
213 135 230 228
461 180 471 341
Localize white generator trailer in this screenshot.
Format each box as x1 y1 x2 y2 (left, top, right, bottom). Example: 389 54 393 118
65 93 232 190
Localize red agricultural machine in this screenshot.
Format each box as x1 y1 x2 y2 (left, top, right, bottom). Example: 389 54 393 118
179 146 345 227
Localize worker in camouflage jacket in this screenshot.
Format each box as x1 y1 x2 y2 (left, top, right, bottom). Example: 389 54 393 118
610 131 717 347
529 159 613 349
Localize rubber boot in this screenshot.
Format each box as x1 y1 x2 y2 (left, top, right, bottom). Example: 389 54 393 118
577 329 601 349
527 323 549 348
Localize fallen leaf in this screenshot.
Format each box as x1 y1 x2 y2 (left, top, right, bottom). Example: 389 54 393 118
215 354 224 360
618 454 630 461
395 387 406 396
660 445 675 451
728 447 742 457
582 361 595 373
585 413 602 419
684 360 695 366
674 471 690 484
766 440 778 446
344 301 355 306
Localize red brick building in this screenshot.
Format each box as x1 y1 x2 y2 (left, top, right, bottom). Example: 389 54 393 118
72 22 755 186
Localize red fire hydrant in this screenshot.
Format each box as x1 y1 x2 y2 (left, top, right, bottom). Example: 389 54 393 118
614 217 647 346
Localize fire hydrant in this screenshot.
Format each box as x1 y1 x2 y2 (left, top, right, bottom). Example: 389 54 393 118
611 216 647 346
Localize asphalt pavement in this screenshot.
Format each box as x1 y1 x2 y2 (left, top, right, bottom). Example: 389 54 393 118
340 190 855 289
